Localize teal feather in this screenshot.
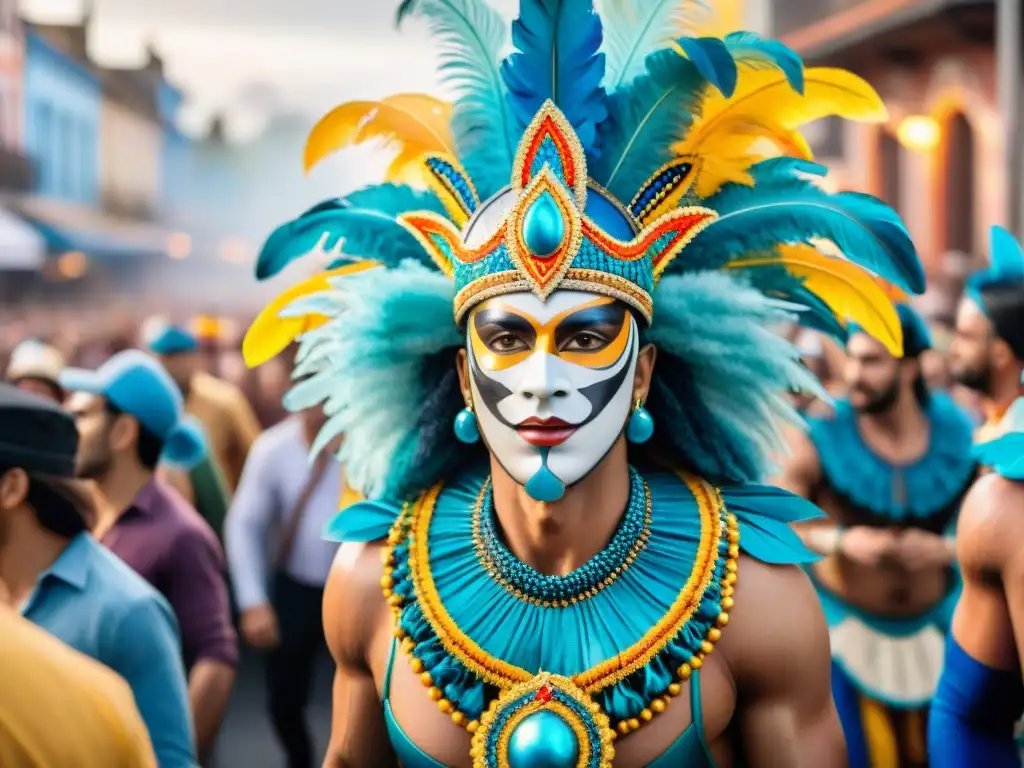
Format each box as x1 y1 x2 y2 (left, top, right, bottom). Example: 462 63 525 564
407 0 515 201
254 184 448 280
592 48 706 202
599 0 707 90
967 225 1024 299
680 158 926 294
500 0 608 156
974 397 1024 480
644 271 824 483
675 36 738 97
323 498 403 543
722 31 804 93
732 261 850 341
282 262 469 499
722 484 823 564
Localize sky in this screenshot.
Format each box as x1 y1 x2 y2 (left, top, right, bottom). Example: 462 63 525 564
20 0 522 141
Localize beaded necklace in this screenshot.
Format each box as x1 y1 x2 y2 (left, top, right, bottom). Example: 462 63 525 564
473 466 652 607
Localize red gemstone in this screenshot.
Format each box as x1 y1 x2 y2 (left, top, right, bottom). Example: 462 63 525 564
535 685 553 703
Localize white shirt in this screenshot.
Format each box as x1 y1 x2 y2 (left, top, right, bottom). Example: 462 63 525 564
225 417 340 611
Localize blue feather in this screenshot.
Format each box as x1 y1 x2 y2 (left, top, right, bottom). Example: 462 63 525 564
682 158 926 294
974 398 1024 479
408 0 514 200
723 31 804 93
600 0 708 90
734 262 850 341
500 0 608 156
674 36 737 97
254 184 449 280
593 48 705 202
968 225 1024 294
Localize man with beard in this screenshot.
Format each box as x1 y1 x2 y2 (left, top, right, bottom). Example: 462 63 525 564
0 382 194 766
777 304 976 767
950 226 1024 443
62 350 238 764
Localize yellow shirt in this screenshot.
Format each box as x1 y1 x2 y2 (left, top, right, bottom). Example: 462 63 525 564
185 371 263 492
0 609 156 768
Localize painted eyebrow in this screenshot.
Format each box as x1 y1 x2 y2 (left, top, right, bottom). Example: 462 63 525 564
555 304 626 334
473 309 536 335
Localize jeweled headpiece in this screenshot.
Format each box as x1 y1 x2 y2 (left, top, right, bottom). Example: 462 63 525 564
401 102 715 323
243 0 927 502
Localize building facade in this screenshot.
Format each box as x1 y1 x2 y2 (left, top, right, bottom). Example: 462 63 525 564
23 23 100 206
775 0 997 285
99 62 161 220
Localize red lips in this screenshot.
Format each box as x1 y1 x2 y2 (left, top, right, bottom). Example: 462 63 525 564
516 416 578 447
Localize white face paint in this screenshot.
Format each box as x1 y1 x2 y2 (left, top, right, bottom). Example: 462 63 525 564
466 290 639 499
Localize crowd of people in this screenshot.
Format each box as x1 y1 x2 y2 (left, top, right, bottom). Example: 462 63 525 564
0 321 340 768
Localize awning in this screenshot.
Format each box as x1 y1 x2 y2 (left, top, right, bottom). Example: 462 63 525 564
7 195 175 259
0 204 45 269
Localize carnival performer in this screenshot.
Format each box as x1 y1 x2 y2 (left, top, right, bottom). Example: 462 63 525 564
242 1 925 765
950 225 1024 443
928 234 1024 768
776 303 975 767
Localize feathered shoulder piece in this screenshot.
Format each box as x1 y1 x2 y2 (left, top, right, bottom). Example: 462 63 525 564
243 0 926 500
966 225 1024 301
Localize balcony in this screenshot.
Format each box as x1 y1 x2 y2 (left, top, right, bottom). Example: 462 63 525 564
0 145 35 193
101 188 158 222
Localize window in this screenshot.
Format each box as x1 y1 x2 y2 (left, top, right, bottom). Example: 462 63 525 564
60 111 75 200
34 102 53 195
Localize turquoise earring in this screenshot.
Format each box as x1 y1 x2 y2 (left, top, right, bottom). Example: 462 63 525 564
626 398 654 444
454 402 480 444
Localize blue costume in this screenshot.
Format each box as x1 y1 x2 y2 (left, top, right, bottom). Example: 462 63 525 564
806 305 976 767
243 1 924 765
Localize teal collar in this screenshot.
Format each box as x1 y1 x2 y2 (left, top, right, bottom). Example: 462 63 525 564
809 392 975 520
324 465 821 734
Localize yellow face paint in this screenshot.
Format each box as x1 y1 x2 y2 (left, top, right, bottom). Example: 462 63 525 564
468 296 630 372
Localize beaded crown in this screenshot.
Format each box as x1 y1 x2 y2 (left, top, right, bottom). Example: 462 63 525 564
401 101 715 323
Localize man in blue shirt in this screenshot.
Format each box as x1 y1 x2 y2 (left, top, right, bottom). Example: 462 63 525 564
0 382 196 767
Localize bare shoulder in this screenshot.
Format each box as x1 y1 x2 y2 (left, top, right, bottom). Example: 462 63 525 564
719 557 830 693
323 541 391 670
956 473 1024 572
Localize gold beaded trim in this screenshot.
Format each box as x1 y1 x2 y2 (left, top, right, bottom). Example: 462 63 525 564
471 673 615 768
471 477 652 608
382 475 737 740
612 506 739 737
510 101 589 208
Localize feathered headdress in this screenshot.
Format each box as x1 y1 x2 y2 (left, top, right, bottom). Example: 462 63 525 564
244 0 925 500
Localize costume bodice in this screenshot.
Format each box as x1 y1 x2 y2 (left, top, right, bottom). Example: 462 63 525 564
382 637 715 768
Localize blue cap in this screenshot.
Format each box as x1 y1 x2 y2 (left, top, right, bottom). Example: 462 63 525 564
60 350 206 469
147 325 198 355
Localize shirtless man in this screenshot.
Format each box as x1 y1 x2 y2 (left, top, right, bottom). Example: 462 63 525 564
776 305 976 767
928 230 1024 767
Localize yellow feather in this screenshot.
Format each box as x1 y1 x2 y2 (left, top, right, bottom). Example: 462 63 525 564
304 94 454 175
242 262 381 368
674 67 887 198
727 244 904 357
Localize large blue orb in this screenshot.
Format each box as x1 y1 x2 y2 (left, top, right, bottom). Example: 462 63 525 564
522 190 566 257
507 709 580 768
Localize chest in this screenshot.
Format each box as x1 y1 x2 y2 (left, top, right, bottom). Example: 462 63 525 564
102 523 167 588
372 622 736 768
815 477 963 534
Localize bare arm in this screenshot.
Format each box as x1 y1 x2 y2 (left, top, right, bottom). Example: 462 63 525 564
189 661 235 761
322 542 398 768
725 558 846 767
772 424 821 499
952 474 1022 670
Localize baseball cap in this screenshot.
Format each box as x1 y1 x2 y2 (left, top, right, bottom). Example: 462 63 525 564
59 350 206 469
145 323 198 356
5 340 65 387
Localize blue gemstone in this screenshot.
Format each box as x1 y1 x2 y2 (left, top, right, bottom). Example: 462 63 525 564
523 190 566 257
626 407 655 444
453 408 480 444
507 710 580 768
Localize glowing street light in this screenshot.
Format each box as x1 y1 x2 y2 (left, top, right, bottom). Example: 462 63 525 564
897 115 941 152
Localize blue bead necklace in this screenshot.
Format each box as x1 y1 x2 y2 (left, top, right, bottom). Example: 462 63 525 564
472 466 651 607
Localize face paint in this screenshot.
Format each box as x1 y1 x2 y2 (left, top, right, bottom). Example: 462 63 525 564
466 290 639 501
